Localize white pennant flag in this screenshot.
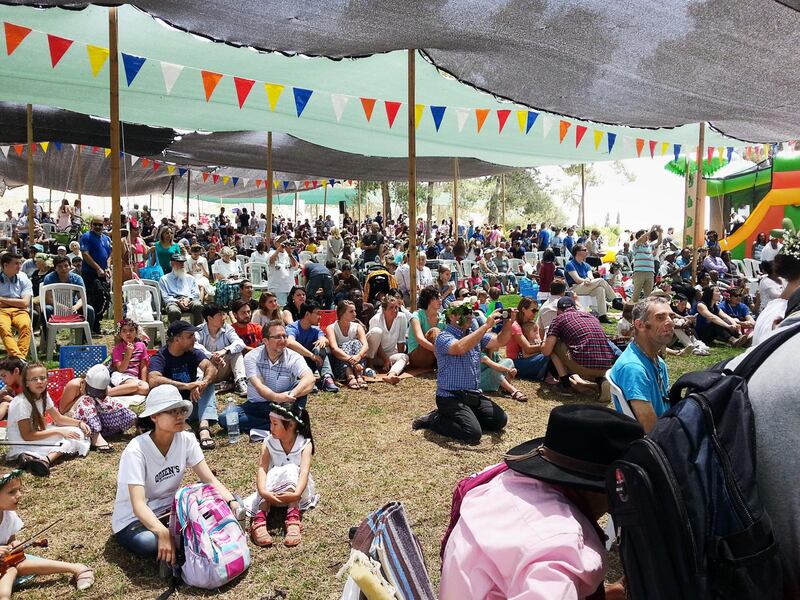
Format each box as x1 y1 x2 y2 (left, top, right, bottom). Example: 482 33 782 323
160 61 184 95
330 94 349 122
541 116 553 139
0 146 8 158
71 144 77 151
294 181 303 190
455 108 469 133
622 136 633 150
242 178 249 187
130 155 139 166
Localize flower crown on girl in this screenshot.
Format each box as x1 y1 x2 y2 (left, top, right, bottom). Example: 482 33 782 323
268 402 304 427
115 318 150 346
0 469 22 489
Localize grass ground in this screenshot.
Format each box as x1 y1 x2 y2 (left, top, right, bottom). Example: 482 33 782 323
16 300 744 599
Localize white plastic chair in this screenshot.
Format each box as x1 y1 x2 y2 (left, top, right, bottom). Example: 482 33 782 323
0 221 12 238
577 294 598 311
39 283 92 361
298 251 313 265
524 252 538 265
122 284 165 346
245 262 269 291
314 252 327 265
555 256 567 268
29 296 38 361
508 258 525 275
460 259 476 279
236 254 249 275
604 368 634 550
40 222 55 238
537 291 551 302
744 258 762 279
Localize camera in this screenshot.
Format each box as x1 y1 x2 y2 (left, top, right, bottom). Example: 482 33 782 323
497 309 512 320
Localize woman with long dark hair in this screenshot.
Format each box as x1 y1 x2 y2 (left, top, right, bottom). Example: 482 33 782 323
282 286 307 324
694 286 748 347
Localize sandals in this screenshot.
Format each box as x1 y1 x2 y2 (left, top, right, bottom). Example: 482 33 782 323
284 520 302 547
198 426 216 450
19 453 50 477
356 377 368 389
346 376 360 390
72 566 95 591
250 511 273 547
91 444 114 453
509 390 528 402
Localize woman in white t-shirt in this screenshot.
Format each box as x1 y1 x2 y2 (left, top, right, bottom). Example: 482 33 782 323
212 247 242 282
186 244 214 301
111 385 241 562
250 241 270 264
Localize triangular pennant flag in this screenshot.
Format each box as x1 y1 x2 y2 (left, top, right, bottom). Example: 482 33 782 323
212 174 220 184
178 168 187 177
635 138 644 157
130 155 139 166
255 179 262 188
152 161 161 172
30 143 36 156
648 140 657 158
242 178 249 187
40 142 49 153
593 130 603 150
321 179 327 187
47 34 74 68
727 146 734 162
232 177 239 187
294 180 302 190
661 142 669 156
575 125 588 147
559 120 571 143
201 70 223 102
92 146 100 153
673 144 681 162
293 87 313 117
160 61 184 94
202 172 210 182
167 165 175 175
430 106 446 132
273 180 279 189
415 104 425 129
0 146 8 158
141 158 150 168
282 181 289 190
4 23 31 56
455 108 469 132
330 93 348 122
304 180 310 189
516 110 528 134
607 132 617 154
13 144 23 157
475 109 490 133
222 175 231 185
121 53 146 87
542 116 553 139
360 97 376 122
707 147 714 163
524 111 539 135
384 101 401 128
86 45 109 77
104 148 111 158
233 77 255 109
497 109 511 134
54 142 62 151
265 83 284 112
717 146 724 161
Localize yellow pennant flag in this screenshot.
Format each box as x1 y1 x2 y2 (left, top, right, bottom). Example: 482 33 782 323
222 176 230 185
167 165 175 175
661 142 669 156
40 142 49 153
86 45 110 78
274 180 280 189
264 83 284 112
516 110 528 133
717 146 725 160
321 179 328 187
415 104 425 129
104 148 111 158
593 130 603 150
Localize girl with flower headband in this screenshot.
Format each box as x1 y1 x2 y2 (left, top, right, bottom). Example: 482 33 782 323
0 468 95 596
109 318 150 398
245 402 317 549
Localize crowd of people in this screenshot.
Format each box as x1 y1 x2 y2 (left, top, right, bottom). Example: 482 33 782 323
0 195 798 598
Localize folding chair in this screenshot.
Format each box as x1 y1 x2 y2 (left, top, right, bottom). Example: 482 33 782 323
39 283 93 362
59 345 108 377
236 254 249 275
122 284 166 346
604 369 636 549
245 262 269 291
47 367 75 409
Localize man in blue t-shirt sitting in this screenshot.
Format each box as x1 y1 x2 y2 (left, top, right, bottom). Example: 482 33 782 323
609 297 674 432
719 289 755 342
286 300 339 393
564 244 620 323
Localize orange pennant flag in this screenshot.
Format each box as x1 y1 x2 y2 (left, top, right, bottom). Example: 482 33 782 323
141 158 150 168
360 97 376 122
559 120 571 143
635 138 645 157
202 172 210 183
201 70 223 102
475 109 490 133
13 144 23 157
575 125 588 147
255 179 262 188
4 23 31 56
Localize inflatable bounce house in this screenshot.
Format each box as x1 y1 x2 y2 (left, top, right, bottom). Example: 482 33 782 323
712 154 800 259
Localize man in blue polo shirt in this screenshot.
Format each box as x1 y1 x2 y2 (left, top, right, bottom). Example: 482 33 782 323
565 244 619 323
80 216 112 334
609 296 674 432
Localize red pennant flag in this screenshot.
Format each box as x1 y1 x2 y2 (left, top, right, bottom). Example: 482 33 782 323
212 174 220 184
303 181 310 189
47 34 73 68
202 172 210 182
360 97 376 122
575 125 588 147
153 161 161 172
255 179 262 188
648 140 657 158
635 138 644 157
559 120 571 143
475 109 490 133
385 101 401 128
201 70 223 102
4 23 31 56
707 147 714 163
233 77 255 109
497 109 511 133
30 143 36 155
141 158 150 168
13 144 23 157
92 146 100 153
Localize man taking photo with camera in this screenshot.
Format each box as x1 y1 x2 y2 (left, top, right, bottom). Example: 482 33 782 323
412 302 516 444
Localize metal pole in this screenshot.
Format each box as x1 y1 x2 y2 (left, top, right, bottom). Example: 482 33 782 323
452 158 459 239
26 104 35 245
266 132 273 247
109 7 123 322
407 49 418 310
186 170 191 224
691 123 707 285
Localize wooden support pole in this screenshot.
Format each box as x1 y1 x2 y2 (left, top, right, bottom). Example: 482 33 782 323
185 170 191 223
26 104 34 243
408 49 418 310
109 7 123 322
452 158 459 239
691 122 707 285
266 132 273 247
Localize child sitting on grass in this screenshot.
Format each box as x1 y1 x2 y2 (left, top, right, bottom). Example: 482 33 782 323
246 402 318 549
0 469 94 598
110 318 150 397
480 349 527 402
0 358 26 422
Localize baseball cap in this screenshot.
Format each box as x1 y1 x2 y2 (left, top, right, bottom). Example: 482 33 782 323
139 384 192 418
84 364 110 397
170 253 186 262
556 296 576 311
31 244 44 252
167 320 201 338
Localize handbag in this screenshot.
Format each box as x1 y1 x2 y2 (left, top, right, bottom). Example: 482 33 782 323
139 253 164 281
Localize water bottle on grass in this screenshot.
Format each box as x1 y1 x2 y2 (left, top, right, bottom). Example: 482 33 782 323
226 398 240 445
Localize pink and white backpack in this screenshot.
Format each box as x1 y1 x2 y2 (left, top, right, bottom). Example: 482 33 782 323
169 483 250 589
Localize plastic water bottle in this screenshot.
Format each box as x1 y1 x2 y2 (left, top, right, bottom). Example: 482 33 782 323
226 399 240 445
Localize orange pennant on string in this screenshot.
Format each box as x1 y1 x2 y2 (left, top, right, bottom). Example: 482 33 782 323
559 120 571 143
202 172 210 182
141 158 150 168
635 138 644 157
13 144 23 157
360 97 376 122
304 181 310 189
255 179 262 188
475 109 490 133
4 23 31 56
201 70 223 102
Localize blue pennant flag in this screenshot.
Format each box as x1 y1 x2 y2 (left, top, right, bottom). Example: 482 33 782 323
673 144 681 163
282 180 289 190
607 132 617 154
293 88 313 117
178 168 187 178
232 177 239 187
726 146 734 162
430 106 446 132
54 142 62 151
121 53 146 87
526 111 539 134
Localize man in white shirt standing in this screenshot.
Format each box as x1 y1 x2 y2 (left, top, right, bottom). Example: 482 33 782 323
268 235 298 306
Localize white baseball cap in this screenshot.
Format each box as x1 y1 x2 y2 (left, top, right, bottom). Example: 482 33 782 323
84 364 110 397
139 385 193 418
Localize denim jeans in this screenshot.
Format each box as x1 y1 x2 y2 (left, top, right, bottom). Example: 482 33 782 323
115 518 160 558
219 396 308 433
190 383 218 423
513 354 551 381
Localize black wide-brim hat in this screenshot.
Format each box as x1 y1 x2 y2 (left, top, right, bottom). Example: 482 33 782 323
505 404 644 492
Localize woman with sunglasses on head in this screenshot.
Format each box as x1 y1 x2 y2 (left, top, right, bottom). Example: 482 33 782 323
505 296 558 383
111 385 240 564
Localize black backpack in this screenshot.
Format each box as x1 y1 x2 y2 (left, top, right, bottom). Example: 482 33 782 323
607 323 800 600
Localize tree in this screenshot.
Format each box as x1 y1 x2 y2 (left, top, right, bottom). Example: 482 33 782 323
559 161 636 229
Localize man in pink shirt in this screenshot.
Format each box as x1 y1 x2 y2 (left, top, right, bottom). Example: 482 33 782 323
441 404 643 600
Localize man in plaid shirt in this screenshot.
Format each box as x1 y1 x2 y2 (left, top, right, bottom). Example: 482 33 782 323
542 297 616 396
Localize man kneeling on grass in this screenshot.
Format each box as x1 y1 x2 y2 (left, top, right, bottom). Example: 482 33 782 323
412 302 514 445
